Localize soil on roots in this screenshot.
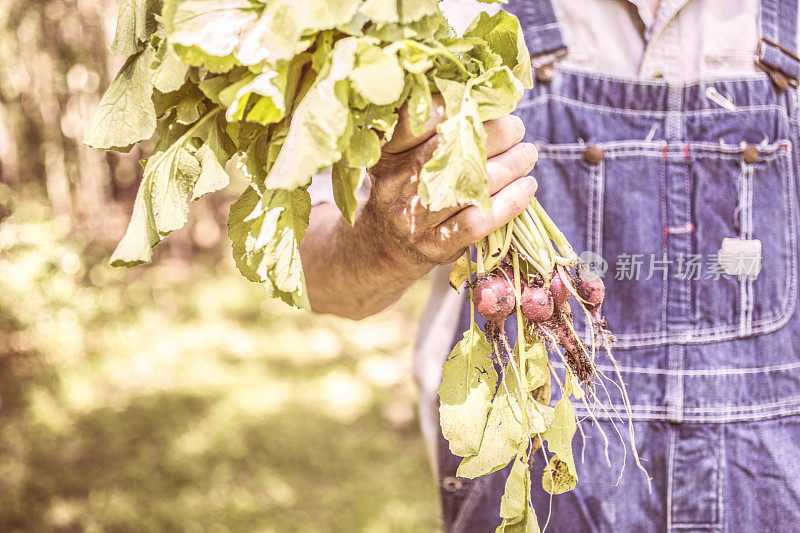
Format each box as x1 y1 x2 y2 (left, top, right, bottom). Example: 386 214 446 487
566 348 594 384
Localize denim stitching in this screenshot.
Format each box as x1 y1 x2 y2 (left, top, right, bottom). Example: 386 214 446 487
536 143 791 159
738 162 755 337
584 359 800 376
554 64 771 87
585 162 598 340
586 162 597 262
606 397 800 413
745 159 755 335
592 160 606 340
595 160 606 261
517 93 796 121
661 149 670 341
538 150 789 160
667 83 683 139
683 143 695 330
666 425 676 531
666 345 684 423
574 403 800 416
718 425 727 531
573 403 800 423
561 150 788 159
779 150 798 314
537 143 791 159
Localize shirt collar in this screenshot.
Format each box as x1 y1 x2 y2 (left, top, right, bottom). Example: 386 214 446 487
627 0 693 42
627 0 657 29
646 0 692 42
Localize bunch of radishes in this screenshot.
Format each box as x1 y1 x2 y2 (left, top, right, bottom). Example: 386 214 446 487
444 198 652 531
461 198 613 386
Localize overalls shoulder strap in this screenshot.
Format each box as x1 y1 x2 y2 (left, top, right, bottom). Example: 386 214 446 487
757 0 800 91
508 0 567 60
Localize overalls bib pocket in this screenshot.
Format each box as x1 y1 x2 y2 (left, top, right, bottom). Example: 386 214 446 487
690 141 797 339
533 140 798 348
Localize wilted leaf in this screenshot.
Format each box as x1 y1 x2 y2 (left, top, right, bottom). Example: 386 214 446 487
541 396 578 493
542 456 578 495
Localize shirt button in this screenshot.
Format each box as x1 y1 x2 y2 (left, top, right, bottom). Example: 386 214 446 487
584 144 604 165
743 145 759 164
652 71 664 79
535 64 555 83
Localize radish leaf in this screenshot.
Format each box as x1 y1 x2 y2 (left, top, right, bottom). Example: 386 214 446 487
85 48 157 152
457 367 527 478
438 323 498 457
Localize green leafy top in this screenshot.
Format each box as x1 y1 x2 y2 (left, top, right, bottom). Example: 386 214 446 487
86 0 531 308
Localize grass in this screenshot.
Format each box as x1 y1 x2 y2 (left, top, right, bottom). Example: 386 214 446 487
0 202 441 532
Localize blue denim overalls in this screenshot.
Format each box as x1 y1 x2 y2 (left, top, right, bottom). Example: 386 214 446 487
437 1 800 531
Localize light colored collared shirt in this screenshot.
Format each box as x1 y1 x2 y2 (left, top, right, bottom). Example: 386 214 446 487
309 0 795 471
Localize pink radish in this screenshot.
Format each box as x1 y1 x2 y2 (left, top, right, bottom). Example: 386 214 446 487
549 269 571 305
520 285 554 322
575 267 605 310
473 274 516 322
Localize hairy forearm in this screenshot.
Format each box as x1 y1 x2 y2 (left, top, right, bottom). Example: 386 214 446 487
299 203 432 320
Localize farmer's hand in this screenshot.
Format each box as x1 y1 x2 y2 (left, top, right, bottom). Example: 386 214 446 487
300 96 538 319
360 96 538 274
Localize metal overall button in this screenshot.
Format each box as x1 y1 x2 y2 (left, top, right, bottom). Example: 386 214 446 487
441 476 463 492
743 145 759 164
584 144 604 165
535 64 556 82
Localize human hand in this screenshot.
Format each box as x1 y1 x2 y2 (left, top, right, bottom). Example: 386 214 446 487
359 96 539 275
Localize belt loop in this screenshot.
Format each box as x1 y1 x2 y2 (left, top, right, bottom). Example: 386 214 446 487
756 0 800 91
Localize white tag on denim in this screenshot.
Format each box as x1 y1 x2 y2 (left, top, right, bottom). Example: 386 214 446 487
718 238 762 277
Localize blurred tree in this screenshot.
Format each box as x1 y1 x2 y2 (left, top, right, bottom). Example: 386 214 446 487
0 0 233 257
0 0 136 227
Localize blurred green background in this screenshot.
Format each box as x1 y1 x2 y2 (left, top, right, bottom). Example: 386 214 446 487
0 1 440 531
